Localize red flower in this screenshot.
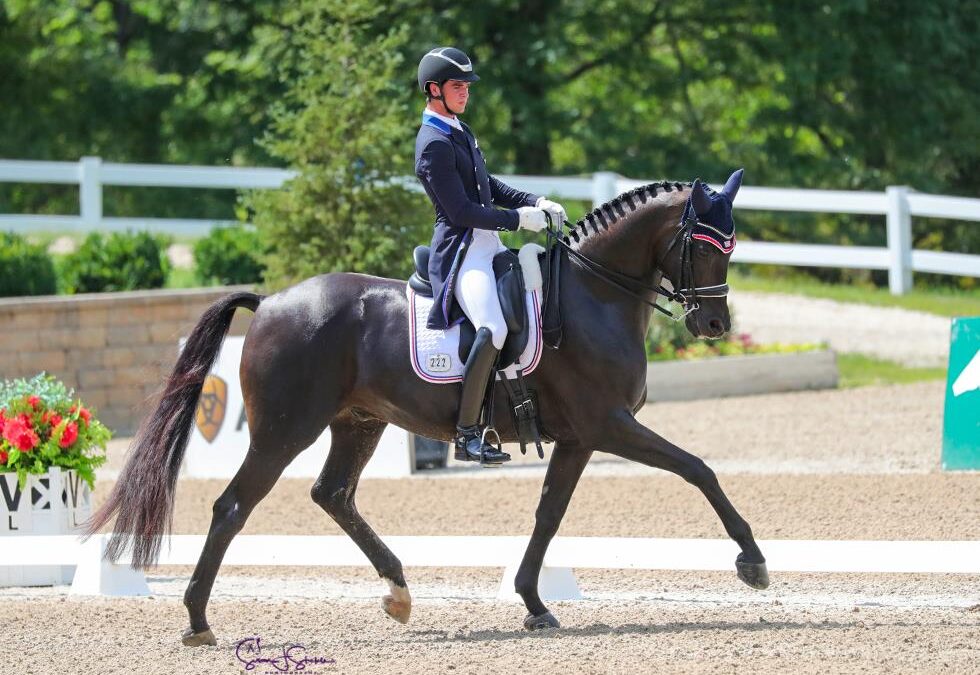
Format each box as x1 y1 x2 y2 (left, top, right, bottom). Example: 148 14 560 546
0 450 7 464
59 421 79 448
3 417 39 452
48 413 63 428
27 395 41 409
70 405 92 426
0 409 6 436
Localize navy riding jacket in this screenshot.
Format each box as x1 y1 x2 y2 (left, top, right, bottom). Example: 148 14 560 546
414 113 540 329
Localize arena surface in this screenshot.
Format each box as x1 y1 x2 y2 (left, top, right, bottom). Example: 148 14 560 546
2 381 978 673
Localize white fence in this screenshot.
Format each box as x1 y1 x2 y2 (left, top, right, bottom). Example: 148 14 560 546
1 157 978 294
3 534 978 599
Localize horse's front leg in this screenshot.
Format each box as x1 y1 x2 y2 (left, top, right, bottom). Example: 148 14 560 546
599 409 769 589
515 442 593 630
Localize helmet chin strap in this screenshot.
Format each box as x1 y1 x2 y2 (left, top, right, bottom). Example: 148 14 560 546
429 81 462 117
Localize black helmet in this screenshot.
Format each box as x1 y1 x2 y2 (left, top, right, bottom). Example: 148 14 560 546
417 47 480 96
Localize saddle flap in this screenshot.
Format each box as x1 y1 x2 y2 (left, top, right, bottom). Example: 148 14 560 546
455 250 529 367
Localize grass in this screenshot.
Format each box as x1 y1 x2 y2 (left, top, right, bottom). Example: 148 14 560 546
837 353 947 388
731 269 980 318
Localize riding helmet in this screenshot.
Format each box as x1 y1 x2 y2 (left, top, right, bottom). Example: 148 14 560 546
417 47 480 95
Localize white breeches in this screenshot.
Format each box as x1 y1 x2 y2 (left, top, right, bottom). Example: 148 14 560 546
454 230 509 350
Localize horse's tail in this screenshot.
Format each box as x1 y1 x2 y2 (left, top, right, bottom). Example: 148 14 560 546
83 290 265 569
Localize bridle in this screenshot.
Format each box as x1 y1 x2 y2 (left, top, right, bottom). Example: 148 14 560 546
547 196 730 321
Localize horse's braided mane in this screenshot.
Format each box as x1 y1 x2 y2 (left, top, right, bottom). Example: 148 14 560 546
564 179 700 245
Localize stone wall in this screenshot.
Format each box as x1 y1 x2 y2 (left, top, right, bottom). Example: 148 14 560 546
0 286 255 434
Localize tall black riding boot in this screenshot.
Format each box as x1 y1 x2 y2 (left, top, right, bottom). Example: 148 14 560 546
455 327 511 465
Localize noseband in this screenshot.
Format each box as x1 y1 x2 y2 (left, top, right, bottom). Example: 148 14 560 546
551 196 730 321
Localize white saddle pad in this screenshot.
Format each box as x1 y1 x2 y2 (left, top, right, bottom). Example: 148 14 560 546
406 285 543 383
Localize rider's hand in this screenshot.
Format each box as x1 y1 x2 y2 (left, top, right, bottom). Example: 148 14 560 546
516 206 547 233
536 197 568 228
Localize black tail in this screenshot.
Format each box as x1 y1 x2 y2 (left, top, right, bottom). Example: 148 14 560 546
83 291 264 568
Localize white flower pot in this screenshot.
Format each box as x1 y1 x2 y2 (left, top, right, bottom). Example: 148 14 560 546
0 467 93 586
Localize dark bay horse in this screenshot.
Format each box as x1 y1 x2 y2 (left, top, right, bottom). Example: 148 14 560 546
85 169 768 646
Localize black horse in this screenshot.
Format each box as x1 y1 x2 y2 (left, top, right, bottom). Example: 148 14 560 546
85 169 768 647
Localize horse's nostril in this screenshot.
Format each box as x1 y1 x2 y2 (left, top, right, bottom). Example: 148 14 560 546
708 318 724 334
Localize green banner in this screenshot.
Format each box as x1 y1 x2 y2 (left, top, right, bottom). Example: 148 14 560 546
942 316 980 471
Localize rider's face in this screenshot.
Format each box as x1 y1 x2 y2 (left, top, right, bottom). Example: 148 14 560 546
434 80 470 113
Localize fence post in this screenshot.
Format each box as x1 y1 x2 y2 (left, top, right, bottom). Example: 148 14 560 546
79 156 103 229
592 171 619 208
886 185 912 295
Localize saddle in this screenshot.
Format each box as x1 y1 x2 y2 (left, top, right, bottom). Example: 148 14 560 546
408 242 566 458
409 245 530 368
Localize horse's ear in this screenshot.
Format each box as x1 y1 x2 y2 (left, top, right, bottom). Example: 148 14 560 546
722 168 744 202
691 178 712 216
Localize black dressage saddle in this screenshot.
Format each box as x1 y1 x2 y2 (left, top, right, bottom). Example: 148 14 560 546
409 245 529 368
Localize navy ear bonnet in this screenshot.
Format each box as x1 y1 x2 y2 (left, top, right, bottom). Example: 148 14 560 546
685 169 742 254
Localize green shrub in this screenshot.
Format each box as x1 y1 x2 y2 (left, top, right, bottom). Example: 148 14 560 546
60 230 171 293
247 3 431 290
193 226 266 285
0 232 58 297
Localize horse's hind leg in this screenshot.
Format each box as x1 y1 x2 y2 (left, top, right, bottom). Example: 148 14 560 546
310 412 411 623
181 442 301 646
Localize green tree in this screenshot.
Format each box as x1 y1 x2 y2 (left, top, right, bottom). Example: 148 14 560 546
0 0 286 219
248 0 431 289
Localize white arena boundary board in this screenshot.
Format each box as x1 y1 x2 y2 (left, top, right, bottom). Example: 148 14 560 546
2 535 978 601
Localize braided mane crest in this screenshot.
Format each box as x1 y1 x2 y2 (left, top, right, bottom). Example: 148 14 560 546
564 180 703 245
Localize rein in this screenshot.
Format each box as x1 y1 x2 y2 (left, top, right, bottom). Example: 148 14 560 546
547 197 730 321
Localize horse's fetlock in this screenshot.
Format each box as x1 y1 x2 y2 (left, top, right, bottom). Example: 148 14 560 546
513 574 536 597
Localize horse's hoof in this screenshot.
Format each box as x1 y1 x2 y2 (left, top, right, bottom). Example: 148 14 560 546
736 554 770 590
181 627 217 647
382 580 412 624
524 611 560 630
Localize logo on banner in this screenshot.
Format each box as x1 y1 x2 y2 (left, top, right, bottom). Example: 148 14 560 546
951 350 980 397
196 374 228 443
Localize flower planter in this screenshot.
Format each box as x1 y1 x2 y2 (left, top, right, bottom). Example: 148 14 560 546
0 467 92 586
645 349 839 402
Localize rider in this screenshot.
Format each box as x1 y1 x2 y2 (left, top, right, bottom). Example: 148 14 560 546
414 46 568 465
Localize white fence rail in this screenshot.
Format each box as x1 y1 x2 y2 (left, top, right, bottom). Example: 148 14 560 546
1 157 978 294
2 534 978 599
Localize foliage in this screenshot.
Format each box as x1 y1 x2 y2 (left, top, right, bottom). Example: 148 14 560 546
0 1 287 221
0 232 57 297
1 1 977 289
193 226 266 285
0 373 111 489
59 230 171 293
247 0 432 287
837 354 946 388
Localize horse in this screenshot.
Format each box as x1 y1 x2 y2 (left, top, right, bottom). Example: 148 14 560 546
84 168 768 646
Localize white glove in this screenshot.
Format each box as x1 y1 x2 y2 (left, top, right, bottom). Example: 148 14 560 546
536 197 568 228
516 206 547 233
